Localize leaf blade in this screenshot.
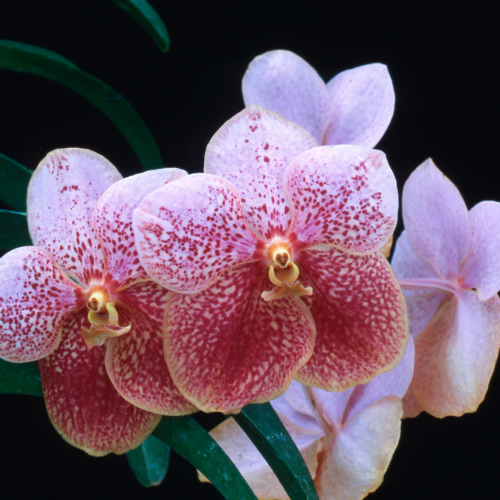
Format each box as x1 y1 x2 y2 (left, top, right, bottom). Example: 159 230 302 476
0 210 31 249
153 416 258 500
0 359 43 397
0 40 162 171
109 0 170 52
233 403 319 500
0 155 32 212
127 433 170 487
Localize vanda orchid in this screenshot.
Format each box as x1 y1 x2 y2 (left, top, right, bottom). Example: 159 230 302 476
203 337 415 500
133 105 409 414
242 50 395 148
391 159 500 418
0 148 196 456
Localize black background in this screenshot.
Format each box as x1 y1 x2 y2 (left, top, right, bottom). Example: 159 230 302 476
0 1 498 499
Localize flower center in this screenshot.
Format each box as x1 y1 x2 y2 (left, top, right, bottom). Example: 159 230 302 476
81 285 131 348
262 241 312 301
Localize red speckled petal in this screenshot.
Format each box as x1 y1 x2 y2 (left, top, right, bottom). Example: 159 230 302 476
105 283 197 415
411 292 500 417
295 247 408 391
94 168 187 291
0 247 85 362
402 158 470 282
163 262 316 413
324 64 395 148
285 146 397 254
39 309 160 456
27 149 122 285
462 201 500 300
205 105 317 241
133 174 262 294
242 50 331 144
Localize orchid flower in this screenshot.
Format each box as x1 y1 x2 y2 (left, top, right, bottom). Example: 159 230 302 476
133 105 408 414
202 336 414 500
391 159 500 418
242 50 395 148
0 148 196 456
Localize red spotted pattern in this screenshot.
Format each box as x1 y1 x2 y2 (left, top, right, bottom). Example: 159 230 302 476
94 169 187 291
27 149 121 285
205 105 317 241
0 247 85 362
133 174 263 294
163 262 316 413
39 310 161 456
285 146 397 254
294 247 408 391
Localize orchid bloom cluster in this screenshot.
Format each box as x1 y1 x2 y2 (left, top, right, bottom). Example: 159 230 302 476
1 49 499 498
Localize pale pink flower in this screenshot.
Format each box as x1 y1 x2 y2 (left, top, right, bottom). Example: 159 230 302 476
0 149 196 456
133 105 408 414
392 158 500 417
242 50 395 147
202 337 415 500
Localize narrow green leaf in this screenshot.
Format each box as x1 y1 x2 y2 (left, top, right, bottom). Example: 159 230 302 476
0 155 31 212
127 433 170 487
109 0 170 52
0 210 31 249
0 358 43 396
153 416 258 500
0 40 162 171
233 403 319 500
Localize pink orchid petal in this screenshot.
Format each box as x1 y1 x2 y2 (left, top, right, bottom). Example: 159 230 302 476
315 396 402 500
133 173 262 294
202 417 322 500
324 64 395 148
27 149 121 285
285 146 397 254
39 309 160 456
342 335 414 422
163 262 316 413
0 247 85 362
411 291 500 417
205 105 317 241
105 303 197 416
402 158 470 282
295 247 408 391
242 50 331 144
284 379 316 418
93 168 187 291
402 386 424 418
462 201 500 300
271 392 323 434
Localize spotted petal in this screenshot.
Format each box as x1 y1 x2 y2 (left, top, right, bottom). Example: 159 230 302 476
411 291 500 417
462 201 500 300
163 262 316 413
324 63 395 148
133 174 262 294
242 50 331 144
39 309 160 456
295 247 408 391
285 145 397 254
105 281 197 415
402 158 470 282
93 168 187 291
0 247 85 362
205 105 317 241
27 149 121 285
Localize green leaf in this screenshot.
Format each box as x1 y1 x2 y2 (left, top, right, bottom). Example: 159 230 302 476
233 403 319 500
0 40 162 171
153 416 258 500
0 155 31 212
109 0 170 52
0 358 43 396
0 210 31 249
127 433 170 487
